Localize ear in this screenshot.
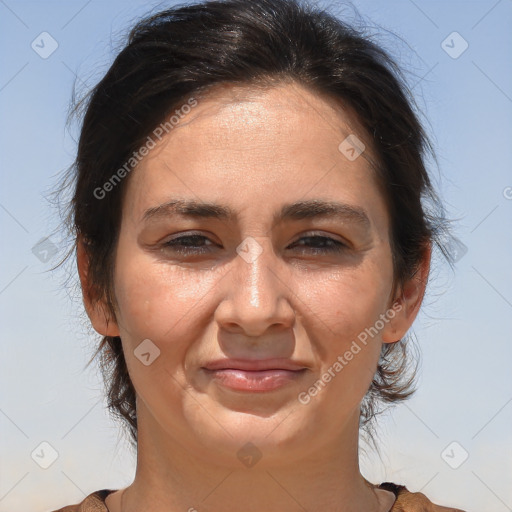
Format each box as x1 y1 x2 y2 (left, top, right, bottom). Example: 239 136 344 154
76 236 120 337
382 243 431 344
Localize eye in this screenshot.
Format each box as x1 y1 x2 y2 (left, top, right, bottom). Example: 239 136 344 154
161 233 215 256
160 232 347 257
289 234 347 254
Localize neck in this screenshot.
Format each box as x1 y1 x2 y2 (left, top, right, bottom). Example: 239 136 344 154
119 405 388 512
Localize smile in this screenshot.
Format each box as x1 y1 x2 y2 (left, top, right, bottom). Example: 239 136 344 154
202 367 308 392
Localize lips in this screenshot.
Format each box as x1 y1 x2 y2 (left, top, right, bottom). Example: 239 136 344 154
201 359 308 392
202 358 308 372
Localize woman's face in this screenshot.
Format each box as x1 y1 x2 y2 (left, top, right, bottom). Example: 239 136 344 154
87 82 418 466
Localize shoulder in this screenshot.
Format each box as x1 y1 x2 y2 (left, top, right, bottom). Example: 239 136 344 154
378 482 467 512
48 489 113 512
47 484 467 512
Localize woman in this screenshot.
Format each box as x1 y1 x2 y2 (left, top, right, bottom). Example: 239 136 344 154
51 0 466 510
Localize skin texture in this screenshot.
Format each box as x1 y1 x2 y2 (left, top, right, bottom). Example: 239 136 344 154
78 82 430 512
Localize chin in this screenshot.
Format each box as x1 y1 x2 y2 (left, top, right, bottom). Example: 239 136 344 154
182 403 315 467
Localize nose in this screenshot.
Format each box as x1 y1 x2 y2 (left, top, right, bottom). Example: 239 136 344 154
214 236 296 338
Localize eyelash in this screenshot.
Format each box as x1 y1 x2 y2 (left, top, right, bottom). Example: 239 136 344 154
161 233 347 256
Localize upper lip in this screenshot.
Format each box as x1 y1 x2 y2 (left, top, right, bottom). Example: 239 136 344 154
202 358 308 372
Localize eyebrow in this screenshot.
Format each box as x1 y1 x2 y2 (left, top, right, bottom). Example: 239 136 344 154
142 198 371 229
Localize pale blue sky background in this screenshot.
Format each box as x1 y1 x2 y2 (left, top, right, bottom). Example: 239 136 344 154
0 1 511 511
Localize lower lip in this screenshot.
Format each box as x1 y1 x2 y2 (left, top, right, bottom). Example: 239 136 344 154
203 369 306 392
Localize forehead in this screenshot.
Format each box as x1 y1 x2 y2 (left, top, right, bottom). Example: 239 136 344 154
122 82 386 229
164 81 375 155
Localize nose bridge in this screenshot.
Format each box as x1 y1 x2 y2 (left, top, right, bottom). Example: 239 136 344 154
235 236 277 307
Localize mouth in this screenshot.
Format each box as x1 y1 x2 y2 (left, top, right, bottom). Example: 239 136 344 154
201 359 308 392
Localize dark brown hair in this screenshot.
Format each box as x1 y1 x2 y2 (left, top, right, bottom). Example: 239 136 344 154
59 0 451 450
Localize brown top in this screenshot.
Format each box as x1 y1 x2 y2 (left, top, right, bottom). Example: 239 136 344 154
49 483 467 512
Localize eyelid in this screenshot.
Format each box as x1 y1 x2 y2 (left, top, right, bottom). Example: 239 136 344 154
158 231 352 260
163 230 348 245
163 230 217 243
294 230 347 243
290 231 354 252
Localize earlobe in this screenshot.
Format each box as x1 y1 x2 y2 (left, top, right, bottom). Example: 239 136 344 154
76 236 120 337
382 243 431 344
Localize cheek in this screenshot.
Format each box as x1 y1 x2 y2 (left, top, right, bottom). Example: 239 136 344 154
112 248 223 349
299 258 393 341
295 253 393 394
292 266 392 429
113 236 393 347
111 253 224 409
